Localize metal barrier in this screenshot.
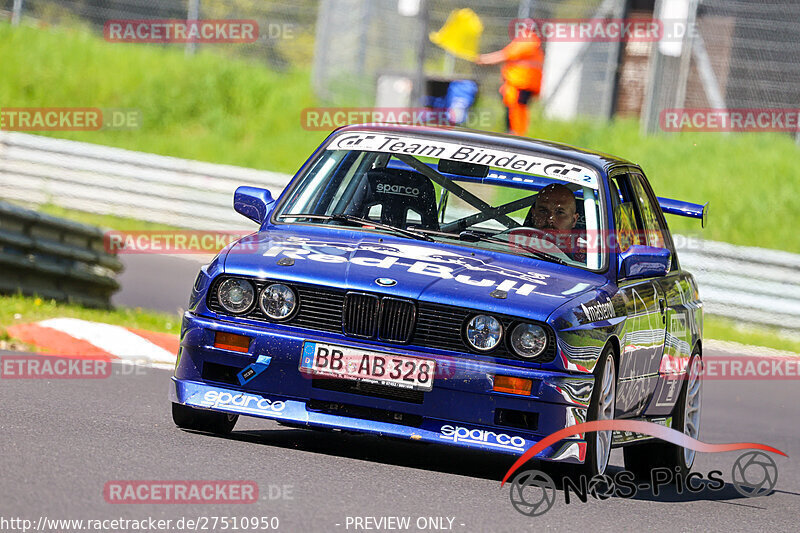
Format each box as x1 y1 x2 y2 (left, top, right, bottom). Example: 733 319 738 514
677 239 800 332
0 132 288 231
0 200 123 307
2 132 800 329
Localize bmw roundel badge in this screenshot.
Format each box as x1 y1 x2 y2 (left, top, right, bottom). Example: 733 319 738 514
375 278 397 287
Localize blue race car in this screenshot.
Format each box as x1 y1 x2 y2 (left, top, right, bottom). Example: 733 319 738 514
171 124 706 477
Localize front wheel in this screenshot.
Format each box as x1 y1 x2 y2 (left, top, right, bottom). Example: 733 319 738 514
623 353 702 478
172 403 238 435
579 346 617 477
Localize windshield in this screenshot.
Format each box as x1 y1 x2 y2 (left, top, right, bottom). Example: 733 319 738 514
275 131 605 269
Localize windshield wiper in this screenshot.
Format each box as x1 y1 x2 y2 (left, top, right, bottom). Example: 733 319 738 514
277 213 434 242
460 231 569 265
414 228 568 266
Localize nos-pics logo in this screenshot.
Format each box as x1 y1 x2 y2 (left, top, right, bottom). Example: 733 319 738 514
502 420 785 516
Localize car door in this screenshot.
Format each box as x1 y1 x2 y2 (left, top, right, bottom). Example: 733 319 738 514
609 171 667 418
629 173 697 416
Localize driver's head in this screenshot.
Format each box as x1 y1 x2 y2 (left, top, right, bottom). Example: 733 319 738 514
529 184 578 230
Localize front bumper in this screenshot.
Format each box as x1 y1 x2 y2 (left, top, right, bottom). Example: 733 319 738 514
172 312 595 462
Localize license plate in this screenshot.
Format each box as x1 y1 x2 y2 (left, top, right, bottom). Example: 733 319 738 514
299 342 435 392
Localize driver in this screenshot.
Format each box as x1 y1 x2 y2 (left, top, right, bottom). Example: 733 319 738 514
522 183 585 262
524 183 578 230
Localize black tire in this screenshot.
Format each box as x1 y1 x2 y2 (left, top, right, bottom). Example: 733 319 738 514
172 403 238 435
583 346 617 477
561 346 616 481
623 353 702 480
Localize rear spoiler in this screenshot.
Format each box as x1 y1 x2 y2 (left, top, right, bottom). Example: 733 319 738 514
657 198 709 227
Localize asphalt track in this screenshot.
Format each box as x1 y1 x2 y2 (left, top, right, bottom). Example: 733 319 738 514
2 255 798 532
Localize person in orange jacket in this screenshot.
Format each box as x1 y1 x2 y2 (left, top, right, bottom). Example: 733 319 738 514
476 33 544 136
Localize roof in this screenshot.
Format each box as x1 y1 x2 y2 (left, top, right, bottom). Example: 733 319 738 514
333 123 636 175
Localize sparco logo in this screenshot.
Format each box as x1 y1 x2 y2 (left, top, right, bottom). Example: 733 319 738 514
439 424 526 451
376 183 420 197
581 299 615 321
202 390 286 413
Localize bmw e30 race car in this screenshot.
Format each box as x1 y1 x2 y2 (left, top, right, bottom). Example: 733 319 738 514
171 124 706 477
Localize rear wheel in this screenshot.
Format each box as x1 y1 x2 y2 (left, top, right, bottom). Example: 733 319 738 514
623 353 702 479
172 403 238 435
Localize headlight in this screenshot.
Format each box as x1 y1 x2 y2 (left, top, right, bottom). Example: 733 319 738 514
466 315 503 351
259 283 297 320
510 323 547 359
217 278 255 314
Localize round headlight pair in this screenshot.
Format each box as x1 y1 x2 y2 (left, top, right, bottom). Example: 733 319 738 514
465 315 547 359
217 279 296 320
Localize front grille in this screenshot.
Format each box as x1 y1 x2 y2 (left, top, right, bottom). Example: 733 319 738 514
312 378 424 404
207 279 344 334
293 285 344 333
413 302 558 362
378 297 416 343
207 277 556 363
343 293 380 338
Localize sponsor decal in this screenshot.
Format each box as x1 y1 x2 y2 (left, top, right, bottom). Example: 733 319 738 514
376 183 420 197
439 424 527 451
199 390 286 414
237 354 272 385
580 298 615 322
326 132 598 188
261 239 552 298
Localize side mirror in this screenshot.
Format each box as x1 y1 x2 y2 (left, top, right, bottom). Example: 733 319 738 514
618 245 671 280
234 186 275 225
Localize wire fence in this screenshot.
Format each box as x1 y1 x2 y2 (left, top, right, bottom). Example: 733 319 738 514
9 0 317 71
4 0 800 133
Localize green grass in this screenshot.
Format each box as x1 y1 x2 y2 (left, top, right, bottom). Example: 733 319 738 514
0 294 181 336
0 22 327 174
529 111 800 252
35 203 183 231
705 315 800 355
2 22 799 252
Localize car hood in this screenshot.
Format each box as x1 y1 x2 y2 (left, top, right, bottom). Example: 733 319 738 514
222 226 608 322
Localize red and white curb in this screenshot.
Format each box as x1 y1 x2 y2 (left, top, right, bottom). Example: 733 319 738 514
6 318 178 369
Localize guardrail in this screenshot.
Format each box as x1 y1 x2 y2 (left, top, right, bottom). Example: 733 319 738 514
0 132 289 231
677 239 800 331
0 201 123 308
2 132 799 330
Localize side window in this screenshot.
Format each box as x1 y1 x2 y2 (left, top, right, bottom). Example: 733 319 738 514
609 175 645 253
630 174 666 249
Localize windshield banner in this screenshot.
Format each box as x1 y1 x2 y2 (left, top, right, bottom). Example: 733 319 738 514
327 132 598 189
